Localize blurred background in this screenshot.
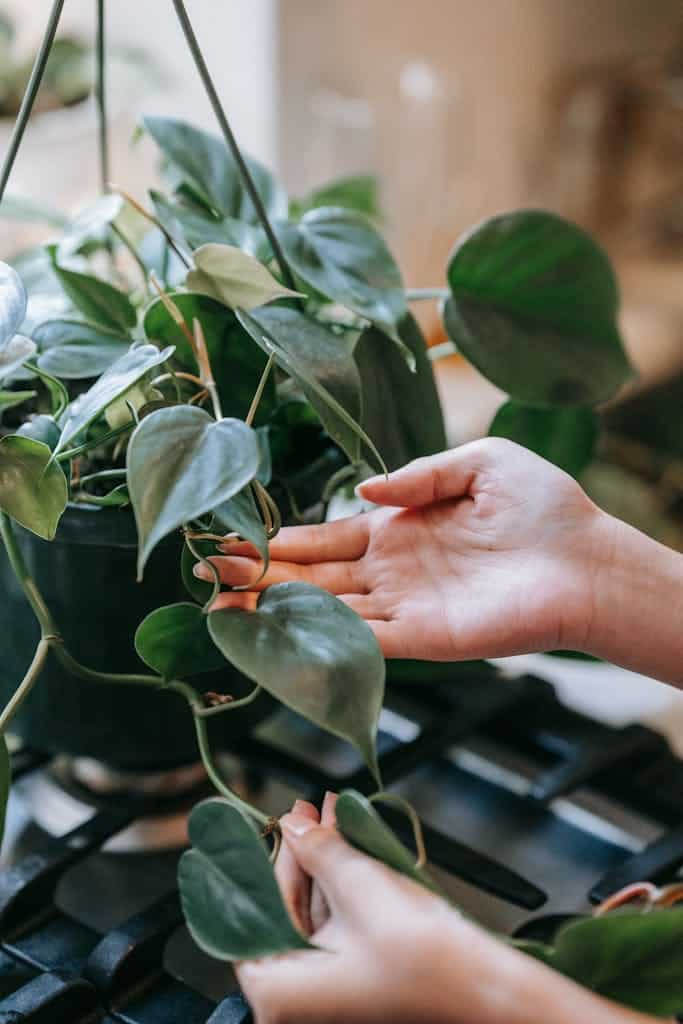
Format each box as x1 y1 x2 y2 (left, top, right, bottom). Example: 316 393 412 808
2 0 683 547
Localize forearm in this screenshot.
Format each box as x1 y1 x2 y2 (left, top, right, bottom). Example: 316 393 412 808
582 511 683 686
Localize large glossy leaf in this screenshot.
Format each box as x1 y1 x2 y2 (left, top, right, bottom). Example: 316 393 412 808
57 194 124 262
208 582 384 781
150 191 267 258
135 602 225 679
55 344 172 455
537 910 683 1016
277 208 412 363
237 307 381 467
354 314 446 472
0 335 37 382
143 293 275 423
127 406 260 577
213 487 269 571
336 790 442 896
0 262 27 346
33 319 131 379
186 244 303 310
179 798 310 961
0 734 10 849
489 401 598 478
49 248 137 333
0 435 68 539
444 210 634 406
144 116 288 224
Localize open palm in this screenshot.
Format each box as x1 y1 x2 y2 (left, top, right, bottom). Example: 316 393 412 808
204 439 603 661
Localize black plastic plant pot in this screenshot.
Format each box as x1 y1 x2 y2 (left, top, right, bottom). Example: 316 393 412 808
0 504 273 770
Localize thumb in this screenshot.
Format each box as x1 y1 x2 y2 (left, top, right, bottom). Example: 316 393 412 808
357 446 483 508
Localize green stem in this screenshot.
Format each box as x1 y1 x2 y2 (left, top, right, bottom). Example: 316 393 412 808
112 223 149 294
245 352 275 428
167 680 270 826
369 792 427 869
0 638 50 733
196 685 262 718
95 0 110 195
0 514 58 637
0 0 66 205
77 468 127 487
184 533 221 610
170 0 300 297
51 642 164 689
405 287 449 302
56 422 133 462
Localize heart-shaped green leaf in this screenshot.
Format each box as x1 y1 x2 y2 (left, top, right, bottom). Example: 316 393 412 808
127 406 260 577
537 910 683 1016
489 401 598 478
187 244 303 310
179 798 311 961
135 602 226 679
16 414 61 451
444 210 634 406
0 389 36 414
0 733 10 849
55 343 173 455
0 262 27 346
238 307 384 468
277 208 413 365
354 315 446 472
336 790 442 897
33 319 131 378
151 191 268 259
213 487 269 572
143 293 276 423
144 116 288 224
0 335 37 382
208 582 384 781
57 194 124 262
49 247 137 332
0 435 68 539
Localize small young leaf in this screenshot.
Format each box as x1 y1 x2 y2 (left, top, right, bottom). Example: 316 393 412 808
0 389 36 414
444 210 634 406
54 343 173 455
143 116 288 224
208 582 385 781
336 790 443 897
186 244 303 310
489 402 598 478
127 406 260 577
0 733 10 849
277 208 413 365
143 293 276 423
538 910 683 1017
213 487 269 572
135 602 225 679
33 319 131 379
0 435 68 539
0 261 27 346
178 798 311 961
49 247 137 332
237 307 383 468
0 335 37 382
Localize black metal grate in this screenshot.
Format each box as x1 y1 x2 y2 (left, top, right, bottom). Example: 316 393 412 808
2 662 683 1023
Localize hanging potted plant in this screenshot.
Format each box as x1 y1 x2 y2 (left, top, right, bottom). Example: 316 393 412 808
0 1 681 1019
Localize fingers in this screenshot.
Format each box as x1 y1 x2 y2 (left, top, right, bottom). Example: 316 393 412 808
210 591 258 613
337 594 391 621
357 442 490 508
197 555 365 595
310 792 336 932
225 518 369 565
276 800 319 935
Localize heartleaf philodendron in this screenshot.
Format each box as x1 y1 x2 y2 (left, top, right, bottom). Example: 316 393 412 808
127 406 260 577
48 247 137 333
179 799 311 961
208 582 385 783
135 602 226 680
444 210 634 406
33 319 131 379
212 487 270 572
186 243 304 310
0 435 68 539
489 401 599 479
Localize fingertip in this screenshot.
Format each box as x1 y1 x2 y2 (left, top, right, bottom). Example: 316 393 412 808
320 791 338 827
291 799 320 822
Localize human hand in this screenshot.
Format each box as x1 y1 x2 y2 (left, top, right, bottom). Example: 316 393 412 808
236 795 656 1024
199 438 608 661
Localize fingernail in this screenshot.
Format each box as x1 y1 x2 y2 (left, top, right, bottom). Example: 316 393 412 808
292 799 309 813
193 564 210 580
282 816 316 838
355 477 378 497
